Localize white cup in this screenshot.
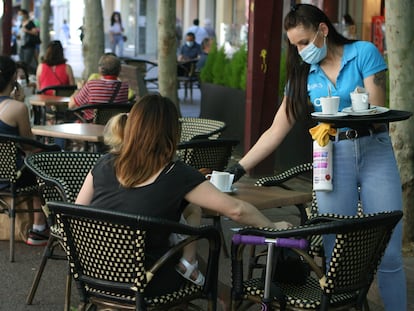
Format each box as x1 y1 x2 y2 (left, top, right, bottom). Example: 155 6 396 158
206 171 234 192
350 92 369 111
314 96 340 115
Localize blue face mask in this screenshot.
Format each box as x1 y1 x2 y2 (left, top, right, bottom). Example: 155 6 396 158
299 31 327 64
186 41 194 48
17 15 23 24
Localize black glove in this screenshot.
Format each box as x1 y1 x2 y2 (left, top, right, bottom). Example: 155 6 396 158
225 162 246 183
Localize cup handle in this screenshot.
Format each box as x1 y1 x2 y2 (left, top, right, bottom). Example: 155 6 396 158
206 174 212 180
314 98 321 106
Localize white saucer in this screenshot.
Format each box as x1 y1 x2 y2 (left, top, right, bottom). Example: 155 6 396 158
342 106 389 116
311 112 348 118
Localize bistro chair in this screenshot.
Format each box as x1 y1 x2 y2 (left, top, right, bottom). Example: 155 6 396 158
0 133 61 262
36 85 77 96
179 117 226 142
68 102 134 125
177 59 199 102
48 201 221 311
255 163 364 259
122 58 159 90
177 138 239 257
230 210 402 311
36 85 77 124
24 151 103 310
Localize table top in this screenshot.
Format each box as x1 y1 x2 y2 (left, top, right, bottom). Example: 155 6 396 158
312 109 412 128
32 123 105 142
233 182 312 210
204 182 312 218
29 94 71 107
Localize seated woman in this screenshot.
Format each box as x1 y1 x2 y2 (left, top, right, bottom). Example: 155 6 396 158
76 94 290 302
0 55 49 246
36 40 75 94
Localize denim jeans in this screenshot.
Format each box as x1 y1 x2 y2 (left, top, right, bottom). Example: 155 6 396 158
111 34 124 57
316 131 407 310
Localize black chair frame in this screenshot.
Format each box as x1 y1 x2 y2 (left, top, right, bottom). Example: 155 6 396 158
48 201 221 311
231 211 402 311
0 133 61 262
68 102 134 125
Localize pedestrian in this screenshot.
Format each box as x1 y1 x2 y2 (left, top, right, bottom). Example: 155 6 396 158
186 18 209 45
342 13 357 39
61 19 71 47
109 11 124 57
226 4 406 310
204 18 216 40
16 9 40 74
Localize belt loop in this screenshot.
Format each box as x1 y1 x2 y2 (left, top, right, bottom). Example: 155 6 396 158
335 131 339 142
368 126 374 136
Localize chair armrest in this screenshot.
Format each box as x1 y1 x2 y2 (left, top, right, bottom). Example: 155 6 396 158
255 163 313 188
0 133 61 152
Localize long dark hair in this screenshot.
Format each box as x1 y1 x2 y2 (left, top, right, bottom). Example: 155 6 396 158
110 11 123 27
0 56 17 92
283 4 355 121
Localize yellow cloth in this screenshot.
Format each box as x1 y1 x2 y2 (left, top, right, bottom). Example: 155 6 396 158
309 123 337 147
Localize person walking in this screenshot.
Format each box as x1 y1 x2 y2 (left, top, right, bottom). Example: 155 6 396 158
186 18 209 45
16 9 39 74
109 11 125 57
226 4 406 310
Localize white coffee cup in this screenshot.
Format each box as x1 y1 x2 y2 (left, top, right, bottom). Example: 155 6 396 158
206 171 234 192
350 92 369 111
314 96 340 115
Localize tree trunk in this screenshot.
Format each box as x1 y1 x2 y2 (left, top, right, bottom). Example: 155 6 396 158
157 0 180 114
1 0 12 55
39 0 51 59
82 0 104 80
385 0 414 251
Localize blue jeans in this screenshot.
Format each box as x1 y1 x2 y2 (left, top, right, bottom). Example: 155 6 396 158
111 34 124 57
316 131 407 311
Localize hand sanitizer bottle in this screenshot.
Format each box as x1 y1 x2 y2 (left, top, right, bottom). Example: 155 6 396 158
312 140 333 191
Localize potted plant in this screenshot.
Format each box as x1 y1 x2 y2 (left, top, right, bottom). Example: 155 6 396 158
199 44 248 150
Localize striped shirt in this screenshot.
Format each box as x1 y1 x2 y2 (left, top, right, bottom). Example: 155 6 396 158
73 76 129 120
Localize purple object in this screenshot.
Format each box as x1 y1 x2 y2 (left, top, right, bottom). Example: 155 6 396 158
232 234 308 249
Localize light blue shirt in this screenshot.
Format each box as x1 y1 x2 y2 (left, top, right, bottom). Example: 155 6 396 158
308 41 387 112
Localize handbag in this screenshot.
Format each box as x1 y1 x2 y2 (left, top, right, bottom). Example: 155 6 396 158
270 248 310 285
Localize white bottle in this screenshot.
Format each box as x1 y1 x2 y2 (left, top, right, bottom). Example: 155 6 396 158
312 140 333 191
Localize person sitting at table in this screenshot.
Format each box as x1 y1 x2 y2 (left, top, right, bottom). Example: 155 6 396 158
103 112 208 286
76 93 291 305
0 55 49 246
68 53 129 122
178 32 201 62
36 40 75 95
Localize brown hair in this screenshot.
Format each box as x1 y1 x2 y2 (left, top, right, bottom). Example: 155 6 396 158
114 94 180 187
42 40 67 66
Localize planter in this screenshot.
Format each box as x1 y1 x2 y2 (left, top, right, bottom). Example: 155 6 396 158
200 83 246 152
